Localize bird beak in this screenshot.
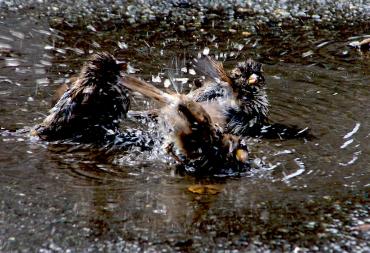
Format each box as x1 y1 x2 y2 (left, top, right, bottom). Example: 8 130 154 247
235 149 248 163
116 60 127 70
247 74 258 85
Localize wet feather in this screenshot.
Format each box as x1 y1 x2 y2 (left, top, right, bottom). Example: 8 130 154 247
33 52 130 143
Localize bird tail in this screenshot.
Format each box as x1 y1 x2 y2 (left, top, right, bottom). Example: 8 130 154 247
121 75 214 131
121 75 175 105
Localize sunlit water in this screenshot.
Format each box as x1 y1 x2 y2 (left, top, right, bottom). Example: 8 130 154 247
0 5 369 252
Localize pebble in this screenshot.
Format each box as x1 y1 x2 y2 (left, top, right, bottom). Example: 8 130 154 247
3 0 366 28
178 25 186 32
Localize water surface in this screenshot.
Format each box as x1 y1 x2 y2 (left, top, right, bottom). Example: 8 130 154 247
0 4 369 252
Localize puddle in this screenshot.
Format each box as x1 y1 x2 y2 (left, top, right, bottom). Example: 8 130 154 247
0 2 369 252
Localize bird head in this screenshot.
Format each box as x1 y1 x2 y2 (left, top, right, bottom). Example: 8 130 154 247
81 52 127 86
221 134 249 164
230 59 265 91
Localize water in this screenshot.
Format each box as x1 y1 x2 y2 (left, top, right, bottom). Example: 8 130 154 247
0 3 369 252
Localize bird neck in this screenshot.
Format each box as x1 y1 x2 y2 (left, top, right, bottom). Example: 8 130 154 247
239 86 269 118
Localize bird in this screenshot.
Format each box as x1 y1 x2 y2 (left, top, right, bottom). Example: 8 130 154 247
32 52 130 144
127 56 269 137
188 56 269 136
121 75 249 174
189 56 311 139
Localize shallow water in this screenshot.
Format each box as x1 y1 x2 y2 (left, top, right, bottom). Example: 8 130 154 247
0 4 369 252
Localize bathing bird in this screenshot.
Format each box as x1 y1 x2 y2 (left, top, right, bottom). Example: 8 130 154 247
189 56 310 139
32 52 130 144
188 56 269 136
121 75 249 173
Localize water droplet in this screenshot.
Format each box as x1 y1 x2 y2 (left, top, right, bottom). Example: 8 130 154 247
189 69 196 75
40 60 52 66
92 41 101 48
0 35 13 41
127 63 138 74
235 43 244 51
86 25 96 32
36 78 49 86
152 75 161 83
36 29 51 36
5 58 20 67
340 139 353 149
174 78 188 84
203 47 210 55
35 68 46 75
0 42 12 50
44 45 54 50
55 48 66 55
10 30 25 40
316 41 331 48
302 50 314 58
164 79 171 88
118 41 128 49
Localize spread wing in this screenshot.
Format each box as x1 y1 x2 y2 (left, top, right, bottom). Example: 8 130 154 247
34 84 96 140
194 56 232 85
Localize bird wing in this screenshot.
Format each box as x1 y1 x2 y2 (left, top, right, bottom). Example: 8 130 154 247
194 56 232 85
121 75 176 105
43 85 88 128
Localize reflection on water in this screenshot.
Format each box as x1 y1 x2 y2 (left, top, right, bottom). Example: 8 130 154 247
0 4 369 252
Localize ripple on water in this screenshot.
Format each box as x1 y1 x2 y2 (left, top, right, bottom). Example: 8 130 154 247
0 6 369 252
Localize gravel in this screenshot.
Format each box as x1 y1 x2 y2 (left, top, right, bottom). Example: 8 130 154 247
0 0 369 28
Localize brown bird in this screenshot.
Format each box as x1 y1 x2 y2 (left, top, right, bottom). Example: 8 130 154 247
32 52 130 143
189 56 310 139
188 56 268 136
121 75 249 173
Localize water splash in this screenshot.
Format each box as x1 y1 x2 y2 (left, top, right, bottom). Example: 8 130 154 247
282 158 305 182
340 139 353 149
339 151 361 167
343 123 360 139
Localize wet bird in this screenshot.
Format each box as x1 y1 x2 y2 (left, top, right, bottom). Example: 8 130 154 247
188 56 269 136
32 52 130 143
121 75 249 174
189 56 310 139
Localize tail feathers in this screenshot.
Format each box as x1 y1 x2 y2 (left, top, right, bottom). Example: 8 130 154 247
121 76 174 105
194 56 232 85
